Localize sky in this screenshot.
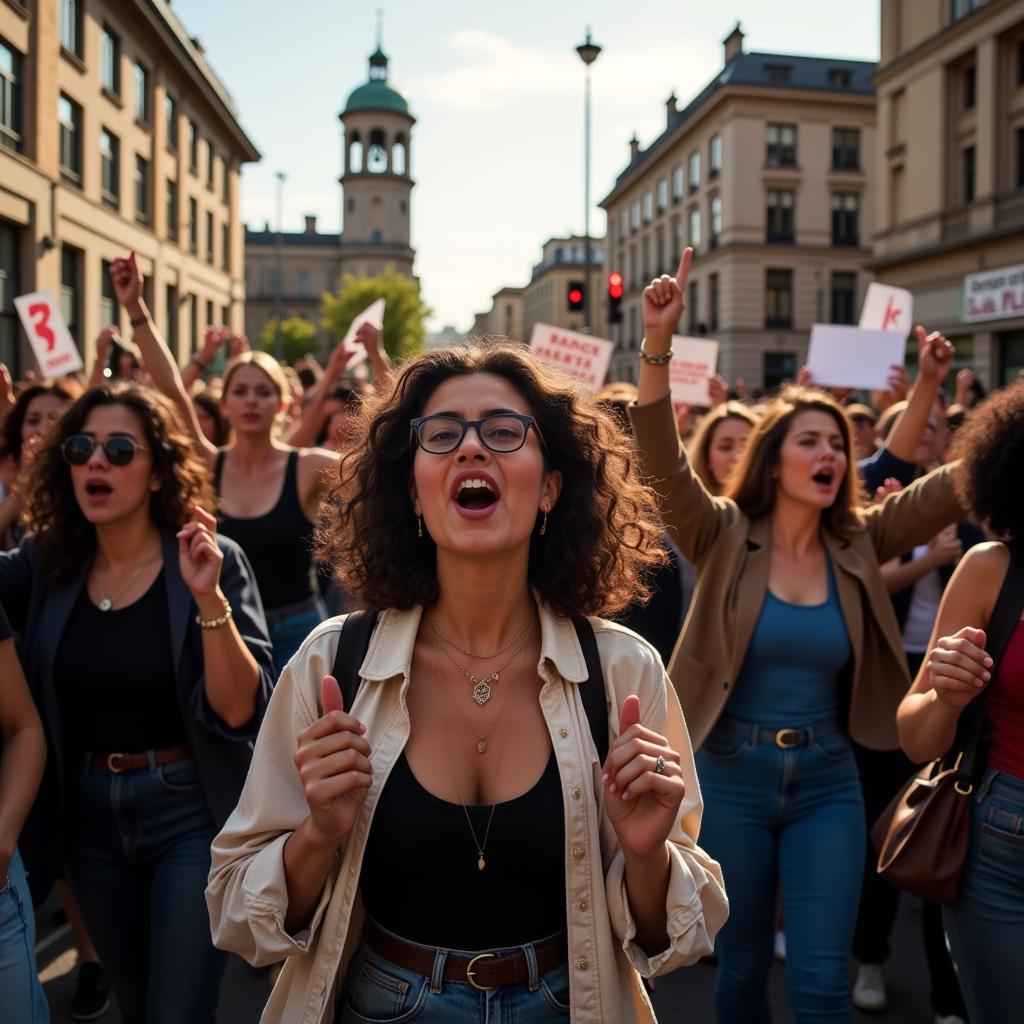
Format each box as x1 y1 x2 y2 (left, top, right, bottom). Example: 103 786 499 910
172 0 880 332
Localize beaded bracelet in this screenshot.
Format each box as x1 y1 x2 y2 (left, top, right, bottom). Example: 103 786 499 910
130 314 149 328
195 599 233 630
639 342 674 366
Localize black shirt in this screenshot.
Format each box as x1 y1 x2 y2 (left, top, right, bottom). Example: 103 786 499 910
360 751 567 949
54 569 188 752
0 597 11 642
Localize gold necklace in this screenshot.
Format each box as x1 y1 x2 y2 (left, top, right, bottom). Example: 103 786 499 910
428 613 532 659
433 614 535 706
94 544 162 612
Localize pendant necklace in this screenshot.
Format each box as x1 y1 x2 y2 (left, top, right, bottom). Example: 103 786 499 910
95 544 162 612
429 613 532 659
432 613 535 706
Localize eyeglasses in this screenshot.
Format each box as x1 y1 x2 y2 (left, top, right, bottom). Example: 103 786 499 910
61 434 150 467
410 413 546 455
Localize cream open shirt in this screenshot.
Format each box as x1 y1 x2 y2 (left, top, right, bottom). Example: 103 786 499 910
206 603 728 1023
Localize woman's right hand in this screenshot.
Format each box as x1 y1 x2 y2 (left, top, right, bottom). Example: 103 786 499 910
294 676 373 845
926 626 992 712
642 248 692 342
109 253 143 312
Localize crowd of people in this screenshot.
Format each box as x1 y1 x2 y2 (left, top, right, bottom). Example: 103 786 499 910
0 248 1020 1024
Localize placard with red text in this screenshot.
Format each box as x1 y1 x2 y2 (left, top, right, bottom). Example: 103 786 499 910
13 290 84 378
529 324 613 393
669 335 719 406
859 283 913 335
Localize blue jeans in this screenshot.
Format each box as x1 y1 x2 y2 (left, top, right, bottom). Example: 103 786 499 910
266 597 326 677
0 846 49 1023
66 757 226 1024
338 927 571 1023
944 767 1024 1024
696 719 865 1024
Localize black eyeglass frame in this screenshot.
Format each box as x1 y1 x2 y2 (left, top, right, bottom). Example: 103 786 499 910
61 433 151 467
409 413 548 456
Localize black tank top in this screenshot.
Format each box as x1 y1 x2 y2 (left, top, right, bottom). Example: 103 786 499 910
214 450 316 610
360 750 567 949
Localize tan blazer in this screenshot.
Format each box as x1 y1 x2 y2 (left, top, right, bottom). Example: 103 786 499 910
630 393 965 752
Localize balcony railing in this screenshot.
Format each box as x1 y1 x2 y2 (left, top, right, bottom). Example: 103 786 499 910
941 208 969 239
994 189 1024 228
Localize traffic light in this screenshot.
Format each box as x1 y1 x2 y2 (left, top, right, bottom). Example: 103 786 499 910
567 280 585 313
608 271 624 323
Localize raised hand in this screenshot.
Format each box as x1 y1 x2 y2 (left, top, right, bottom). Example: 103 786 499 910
643 248 692 342
916 325 954 385
177 505 223 597
294 676 373 845
325 339 360 381
0 363 13 414
925 524 963 569
602 694 685 860
927 627 992 712
872 477 903 505
955 368 975 407
707 374 728 408
95 325 119 364
227 334 250 359
354 321 382 356
109 253 143 311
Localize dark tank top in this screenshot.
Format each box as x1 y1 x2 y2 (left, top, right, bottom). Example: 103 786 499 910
214 450 316 610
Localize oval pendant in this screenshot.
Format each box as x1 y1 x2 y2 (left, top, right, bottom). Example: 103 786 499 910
477 738 487 754
98 598 113 612
477 855 486 871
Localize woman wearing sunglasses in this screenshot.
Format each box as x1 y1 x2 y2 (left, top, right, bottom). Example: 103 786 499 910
208 343 727 1023
0 383 274 1024
106 254 339 676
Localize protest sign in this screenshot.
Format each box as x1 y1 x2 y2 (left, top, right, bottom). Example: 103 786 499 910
806 324 906 391
668 335 719 406
340 298 386 367
859 283 913 335
529 324 614 393
13 290 84 378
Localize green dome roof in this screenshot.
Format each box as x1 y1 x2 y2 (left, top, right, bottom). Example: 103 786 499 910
344 79 410 115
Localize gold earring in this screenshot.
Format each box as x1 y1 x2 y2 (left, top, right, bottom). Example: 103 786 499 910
417 515 423 539
539 510 547 536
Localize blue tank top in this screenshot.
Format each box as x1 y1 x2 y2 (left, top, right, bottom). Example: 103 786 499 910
724 558 851 727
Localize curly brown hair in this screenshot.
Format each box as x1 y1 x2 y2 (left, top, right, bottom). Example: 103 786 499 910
950 380 1024 549
726 386 864 537
317 342 668 617
23 384 215 583
0 380 81 462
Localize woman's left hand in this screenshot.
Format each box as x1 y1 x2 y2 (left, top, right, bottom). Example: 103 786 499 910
603 695 685 860
178 505 223 598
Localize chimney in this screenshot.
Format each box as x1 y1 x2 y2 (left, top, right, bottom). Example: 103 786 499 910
304 215 318 234
629 133 640 160
666 92 678 127
723 22 744 65
190 36 205 56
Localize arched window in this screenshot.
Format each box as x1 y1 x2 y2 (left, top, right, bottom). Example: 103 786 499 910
371 230 383 244
348 132 363 174
367 129 388 173
392 135 407 176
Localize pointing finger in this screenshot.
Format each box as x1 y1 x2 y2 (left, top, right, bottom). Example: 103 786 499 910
675 248 693 291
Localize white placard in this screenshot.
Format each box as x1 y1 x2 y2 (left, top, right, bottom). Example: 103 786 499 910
339 298 386 367
806 324 907 391
668 335 719 406
13 290 84 378
859 282 914 335
529 323 614 393
962 263 1024 323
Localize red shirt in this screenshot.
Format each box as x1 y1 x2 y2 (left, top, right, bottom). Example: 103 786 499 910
987 620 1024 780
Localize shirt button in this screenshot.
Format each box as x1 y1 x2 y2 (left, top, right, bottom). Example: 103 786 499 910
576 959 589 971
573 846 585 859
578 899 589 912
559 727 569 738
571 787 581 800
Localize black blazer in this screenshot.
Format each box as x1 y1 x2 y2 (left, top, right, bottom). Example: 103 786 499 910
0 530 275 899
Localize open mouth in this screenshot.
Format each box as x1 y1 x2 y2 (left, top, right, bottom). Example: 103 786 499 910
85 481 113 498
455 478 499 511
812 470 835 487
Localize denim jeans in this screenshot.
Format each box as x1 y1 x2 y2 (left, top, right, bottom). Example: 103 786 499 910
337 927 571 1023
66 757 227 1024
0 846 49 1024
696 719 865 1024
266 597 326 678
944 767 1024 1024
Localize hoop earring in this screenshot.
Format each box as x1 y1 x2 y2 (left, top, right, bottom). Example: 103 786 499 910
539 510 547 536
417 515 423 539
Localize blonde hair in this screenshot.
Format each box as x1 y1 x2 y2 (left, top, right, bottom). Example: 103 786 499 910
223 351 289 400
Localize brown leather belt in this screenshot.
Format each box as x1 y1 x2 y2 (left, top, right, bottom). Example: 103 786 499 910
89 746 192 774
363 918 567 992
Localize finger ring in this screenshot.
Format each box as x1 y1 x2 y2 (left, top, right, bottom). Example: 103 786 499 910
654 755 666 775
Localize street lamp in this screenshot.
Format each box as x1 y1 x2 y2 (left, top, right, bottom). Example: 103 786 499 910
274 170 286 361
576 27 601 334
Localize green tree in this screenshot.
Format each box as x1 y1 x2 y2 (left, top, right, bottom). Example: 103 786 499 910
259 316 319 366
320 265 430 362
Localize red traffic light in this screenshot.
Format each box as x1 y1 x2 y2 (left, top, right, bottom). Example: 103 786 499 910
568 288 584 305
608 272 624 300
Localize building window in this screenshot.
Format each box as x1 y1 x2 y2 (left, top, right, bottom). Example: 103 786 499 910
709 272 719 331
207 146 215 190
640 237 650 281
618 208 628 239
764 352 797 390
657 178 668 212
100 260 119 327
1001 331 1024 386
100 129 120 208
672 218 683 262
1018 39 1024 87
830 272 857 324
642 191 653 223
828 68 854 88
951 0 981 21
765 63 792 85
0 222 21 372
1017 128 1024 189
766 189 795 243
0 40 22 153
709 196 722 248
101 26 120 96
165 94 177 151
765 269 793 329
60 0 82 59
963 145 976 203
166 284 178 350
766 123 797 166
371 229 383 244
672 165 684 201
134 155 149 223
630 200 641 231
188 198 198 254
831 193 859 246
134 63 149 123
205 211 214 263
221 223 229 271
60 246 80 345
963 65 976 110
709 134 722 177
687 281 698 334
205 300 214 334
223 160 231 203
832 127 859 170
58 94 82 182
188 121 199 172
688 208 701 253
166 179 178 241
688 150 700 191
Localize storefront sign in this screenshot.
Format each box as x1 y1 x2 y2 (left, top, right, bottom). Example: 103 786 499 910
962 264 1024 323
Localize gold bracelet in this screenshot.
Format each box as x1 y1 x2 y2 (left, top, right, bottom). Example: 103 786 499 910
195 598 232 630
639 341 674 365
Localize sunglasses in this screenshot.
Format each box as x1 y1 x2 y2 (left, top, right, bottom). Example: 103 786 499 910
61 433 150 467
410 413 547 455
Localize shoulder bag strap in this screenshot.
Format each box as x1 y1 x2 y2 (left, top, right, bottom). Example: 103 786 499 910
330 610 379 711
572 617 609 766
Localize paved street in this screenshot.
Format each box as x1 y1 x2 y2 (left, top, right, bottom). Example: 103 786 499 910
37 892 939 1023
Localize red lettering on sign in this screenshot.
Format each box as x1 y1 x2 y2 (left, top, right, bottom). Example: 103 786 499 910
28 303 56 351
881 296 902 331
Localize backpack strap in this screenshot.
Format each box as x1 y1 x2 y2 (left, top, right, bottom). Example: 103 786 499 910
330 610 379 711
572 617 609 765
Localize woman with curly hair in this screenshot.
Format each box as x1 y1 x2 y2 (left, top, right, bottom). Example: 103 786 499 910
631 250 966 1023
897 380 1024 1024
207 343 727 1023
0 383 274 1024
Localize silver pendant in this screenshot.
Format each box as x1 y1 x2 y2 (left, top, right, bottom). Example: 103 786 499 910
98 598 113 612
472 680 492 706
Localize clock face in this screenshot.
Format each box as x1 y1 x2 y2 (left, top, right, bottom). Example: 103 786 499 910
367 144 388 173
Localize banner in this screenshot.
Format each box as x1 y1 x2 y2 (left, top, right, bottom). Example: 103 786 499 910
962 264 1024 323
668 336 719 406
529 324 614 393
806 324 906 391
13 290 84 378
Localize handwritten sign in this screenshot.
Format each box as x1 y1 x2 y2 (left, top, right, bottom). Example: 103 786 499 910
962 263 1024 323
13 290 84 379
807 324 906 391
859 283 913 335
529 324 614 393
669 335 719 406
340 298 386 368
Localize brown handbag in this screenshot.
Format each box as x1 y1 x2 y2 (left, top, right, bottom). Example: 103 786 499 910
871 553 1024 905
